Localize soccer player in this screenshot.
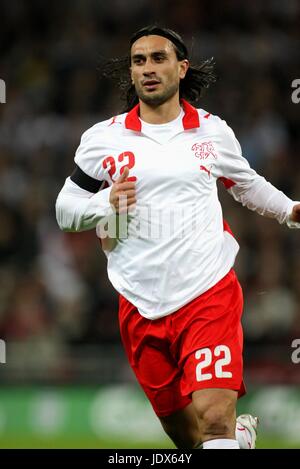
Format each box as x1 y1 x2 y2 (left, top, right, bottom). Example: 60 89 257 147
55 25 300 449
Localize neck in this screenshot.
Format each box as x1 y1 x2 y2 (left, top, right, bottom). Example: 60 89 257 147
139 94 181 124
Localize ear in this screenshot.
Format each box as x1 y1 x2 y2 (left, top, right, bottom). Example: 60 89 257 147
130 69 134 85
179 59 189 80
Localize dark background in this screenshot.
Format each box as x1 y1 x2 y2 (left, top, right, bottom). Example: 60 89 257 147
0 0 299 390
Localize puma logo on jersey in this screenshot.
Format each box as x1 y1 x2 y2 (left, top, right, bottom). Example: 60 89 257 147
200 165 212 178
192 141 218 160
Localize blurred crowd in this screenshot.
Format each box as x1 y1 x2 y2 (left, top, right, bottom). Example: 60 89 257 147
0 0 300 384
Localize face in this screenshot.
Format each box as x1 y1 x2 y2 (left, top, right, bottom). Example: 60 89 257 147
130 35 189 107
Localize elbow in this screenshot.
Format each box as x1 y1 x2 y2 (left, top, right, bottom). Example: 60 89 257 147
55 197 79 232
55 208 71 232
57 222 76 233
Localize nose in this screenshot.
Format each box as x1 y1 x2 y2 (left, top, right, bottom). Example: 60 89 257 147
142 58 156 76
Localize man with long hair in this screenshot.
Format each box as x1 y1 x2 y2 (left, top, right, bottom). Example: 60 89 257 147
56 25 300 449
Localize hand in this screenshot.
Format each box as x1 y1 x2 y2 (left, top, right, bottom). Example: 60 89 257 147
290 203 300 223
109 167 136 214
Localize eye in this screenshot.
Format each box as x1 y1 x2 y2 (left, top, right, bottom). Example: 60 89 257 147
133 57 144 65
154 55 165 62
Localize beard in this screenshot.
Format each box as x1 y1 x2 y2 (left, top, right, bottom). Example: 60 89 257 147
135 81 179 107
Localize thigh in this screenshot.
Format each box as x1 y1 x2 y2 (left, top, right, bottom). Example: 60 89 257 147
119 294 191 417
136 342 191 417
177 270 245 397
182 326 244 397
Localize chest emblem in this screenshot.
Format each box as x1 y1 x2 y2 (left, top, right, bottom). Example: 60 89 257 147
191 141 218 160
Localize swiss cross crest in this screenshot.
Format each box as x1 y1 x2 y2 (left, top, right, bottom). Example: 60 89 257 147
191 141 218 160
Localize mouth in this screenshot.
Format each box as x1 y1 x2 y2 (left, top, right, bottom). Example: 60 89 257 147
142 80 161 90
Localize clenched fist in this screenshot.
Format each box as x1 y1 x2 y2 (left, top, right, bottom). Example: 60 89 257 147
290 203 300 223
109 167 136 214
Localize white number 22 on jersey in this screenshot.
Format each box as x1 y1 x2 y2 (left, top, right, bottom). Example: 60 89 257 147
195 345 232 381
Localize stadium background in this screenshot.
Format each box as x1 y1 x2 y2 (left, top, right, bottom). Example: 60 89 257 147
0 0 300 448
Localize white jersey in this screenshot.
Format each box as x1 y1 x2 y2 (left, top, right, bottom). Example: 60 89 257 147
56 100 299 319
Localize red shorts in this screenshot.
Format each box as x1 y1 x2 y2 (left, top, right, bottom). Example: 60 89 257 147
119 269 245 417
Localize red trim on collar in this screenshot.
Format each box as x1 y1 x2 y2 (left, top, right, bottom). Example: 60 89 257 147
181 99 200 130
124 99 200 131
125 104 141 131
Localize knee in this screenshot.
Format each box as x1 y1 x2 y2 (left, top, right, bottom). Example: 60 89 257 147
193 392 236 439
201 404 232 437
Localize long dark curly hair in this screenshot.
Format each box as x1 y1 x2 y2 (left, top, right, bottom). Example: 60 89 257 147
101 25 217 112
